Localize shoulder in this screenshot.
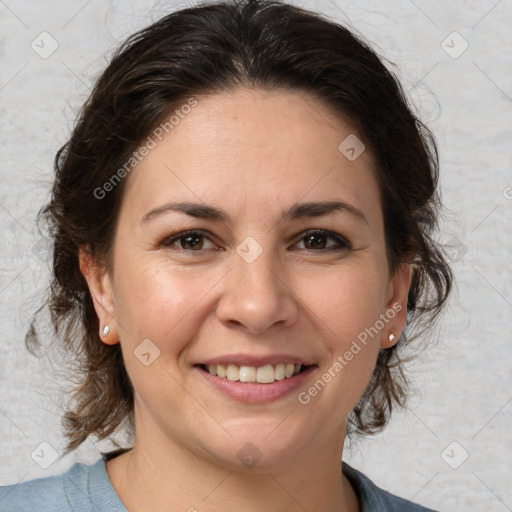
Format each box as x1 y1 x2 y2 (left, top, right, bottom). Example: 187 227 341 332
0 454 126 512
0 460 89 512
343 462 438 512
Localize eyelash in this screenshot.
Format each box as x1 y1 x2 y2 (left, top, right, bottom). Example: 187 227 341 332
161 229 351 253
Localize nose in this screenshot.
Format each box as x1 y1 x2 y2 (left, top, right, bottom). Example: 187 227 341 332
215 243 299 334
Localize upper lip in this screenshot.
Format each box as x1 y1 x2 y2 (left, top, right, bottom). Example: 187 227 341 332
197 354 315 367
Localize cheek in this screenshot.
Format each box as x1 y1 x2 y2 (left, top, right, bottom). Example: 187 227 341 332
295 260 388 346
115 260 221 353
297 268 384 411
114 263 212 401
294 261 386 409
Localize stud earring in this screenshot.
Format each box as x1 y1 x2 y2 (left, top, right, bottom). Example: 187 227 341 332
102 324 110 337
389 333 396 344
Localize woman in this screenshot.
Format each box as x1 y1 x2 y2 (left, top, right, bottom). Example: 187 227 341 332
0 0 452 510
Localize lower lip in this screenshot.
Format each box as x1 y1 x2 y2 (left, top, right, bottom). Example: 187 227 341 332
195 365 317 403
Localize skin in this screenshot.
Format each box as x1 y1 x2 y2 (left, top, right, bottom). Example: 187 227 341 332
80 87 411 512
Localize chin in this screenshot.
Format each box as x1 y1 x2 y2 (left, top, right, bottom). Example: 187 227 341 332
192 417 311 470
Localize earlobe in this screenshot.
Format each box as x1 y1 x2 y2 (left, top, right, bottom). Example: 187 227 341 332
79 247 119 345
381 263 412 348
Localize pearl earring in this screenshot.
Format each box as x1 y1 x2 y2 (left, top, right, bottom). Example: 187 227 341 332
389 333 396 344
102 324 110 337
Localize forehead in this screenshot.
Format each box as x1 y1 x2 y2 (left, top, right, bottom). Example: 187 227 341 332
120 87 380 227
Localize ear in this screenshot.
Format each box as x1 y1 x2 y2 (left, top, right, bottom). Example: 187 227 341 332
381 263 412 348
79 246 119 345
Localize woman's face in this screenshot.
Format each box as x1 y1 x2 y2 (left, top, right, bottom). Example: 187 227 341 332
82 87 410 469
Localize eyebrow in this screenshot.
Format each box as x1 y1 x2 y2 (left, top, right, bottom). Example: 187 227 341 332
141 200 368 225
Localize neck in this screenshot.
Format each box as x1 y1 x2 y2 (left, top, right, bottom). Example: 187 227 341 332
106 420 359 512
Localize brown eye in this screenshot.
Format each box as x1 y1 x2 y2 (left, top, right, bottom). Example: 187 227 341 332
162 230 216 251
179 233 203 250
295 230 350 251
303 233 327 250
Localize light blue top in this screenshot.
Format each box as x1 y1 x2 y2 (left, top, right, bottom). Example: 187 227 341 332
0 449 437 511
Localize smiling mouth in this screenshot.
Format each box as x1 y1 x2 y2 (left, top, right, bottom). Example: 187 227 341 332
197 363 311 384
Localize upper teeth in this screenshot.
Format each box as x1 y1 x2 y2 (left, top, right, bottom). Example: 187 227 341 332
206 363 301 383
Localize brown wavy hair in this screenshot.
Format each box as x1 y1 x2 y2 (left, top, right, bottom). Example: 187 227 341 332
27 0 452 456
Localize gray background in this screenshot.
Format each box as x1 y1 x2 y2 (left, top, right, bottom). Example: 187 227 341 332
1 0 511 510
